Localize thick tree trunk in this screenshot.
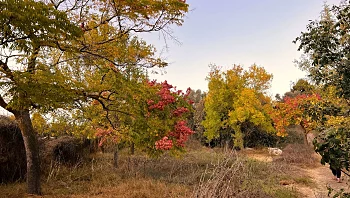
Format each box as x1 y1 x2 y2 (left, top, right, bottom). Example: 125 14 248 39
15 110 41 195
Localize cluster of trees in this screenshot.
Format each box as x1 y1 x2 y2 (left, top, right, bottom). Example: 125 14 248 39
0 0 189 194
202 2 350 182
294 2 350 177
3 0 350 195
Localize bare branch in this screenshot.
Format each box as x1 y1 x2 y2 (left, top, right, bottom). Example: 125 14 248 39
85 93 131 116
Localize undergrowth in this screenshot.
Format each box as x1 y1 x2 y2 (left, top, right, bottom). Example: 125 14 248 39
274 143 320 167
0 145 301 198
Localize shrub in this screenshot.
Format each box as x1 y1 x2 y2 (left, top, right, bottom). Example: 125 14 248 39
193 151 299 198
0 116 26 183
40 136 88 167
274 144 319 167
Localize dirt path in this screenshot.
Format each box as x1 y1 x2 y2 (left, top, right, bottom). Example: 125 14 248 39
245 150 349 198
301 165 349 198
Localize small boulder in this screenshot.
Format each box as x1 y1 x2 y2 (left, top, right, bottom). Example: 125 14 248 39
268 147 283 156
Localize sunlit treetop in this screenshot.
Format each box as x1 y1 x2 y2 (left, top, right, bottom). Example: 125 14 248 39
203 64 274 148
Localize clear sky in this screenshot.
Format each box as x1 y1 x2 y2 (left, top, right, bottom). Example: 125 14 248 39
0 0 342 116
146 0 342 97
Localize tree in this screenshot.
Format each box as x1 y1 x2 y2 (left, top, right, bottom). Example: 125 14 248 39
202 64 275 149
270 94 324 139
294 2 350 99
294 1 350 176
0 0 188 194
291 79 315 95
190 90 206 143
87 79 194 158
279 79 316 101
270 83 346 143
186 89 205 131
314 105 350 172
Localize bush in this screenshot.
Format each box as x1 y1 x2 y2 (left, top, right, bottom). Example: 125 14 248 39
40 136 88 167
0 116 26 183
193 151 299 198
274 144 319 167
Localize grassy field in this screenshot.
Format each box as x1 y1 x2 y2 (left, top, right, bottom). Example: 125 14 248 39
0 142 320 198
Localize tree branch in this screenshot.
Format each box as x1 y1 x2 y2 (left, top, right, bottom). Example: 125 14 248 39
0 59 14 80
27 46 40 73
0 94 14 113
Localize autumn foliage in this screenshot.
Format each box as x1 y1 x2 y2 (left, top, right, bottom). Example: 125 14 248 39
90 80 194 154
147 81 194 151
270 94 322 137
203 64 275 149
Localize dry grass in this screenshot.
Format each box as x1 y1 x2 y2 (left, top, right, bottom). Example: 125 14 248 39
193 151 300 198
0 144 301 198
274 144 320 167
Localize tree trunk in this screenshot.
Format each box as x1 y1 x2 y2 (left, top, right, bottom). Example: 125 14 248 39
113 144 119 168
300 124 309 145
15 110 41 195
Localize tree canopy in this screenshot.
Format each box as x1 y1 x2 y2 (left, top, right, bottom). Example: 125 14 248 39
0 0 189 194
295 2 350 179
294 2 350 99
202 64 275 149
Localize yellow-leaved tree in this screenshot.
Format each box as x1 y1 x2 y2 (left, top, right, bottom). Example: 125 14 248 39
202 64 275 149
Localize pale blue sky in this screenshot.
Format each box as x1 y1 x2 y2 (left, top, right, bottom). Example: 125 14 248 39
147 0 342 97
0 0 342 116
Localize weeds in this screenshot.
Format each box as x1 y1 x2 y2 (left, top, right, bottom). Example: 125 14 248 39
274 144 320 167
193 151 299 198
0 146 301 198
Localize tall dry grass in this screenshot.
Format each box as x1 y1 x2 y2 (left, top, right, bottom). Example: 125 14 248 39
1 144 300 198
193 151 299 198
274 144 320 167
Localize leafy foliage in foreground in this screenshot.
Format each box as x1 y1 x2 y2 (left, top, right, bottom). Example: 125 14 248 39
295 2 350 196
295 2 350 99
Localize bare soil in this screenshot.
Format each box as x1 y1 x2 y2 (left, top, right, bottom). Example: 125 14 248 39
245 149 350 198
301 164 349 198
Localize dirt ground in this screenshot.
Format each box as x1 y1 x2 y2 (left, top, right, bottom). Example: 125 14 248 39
301 165 349 198
246 149 350 198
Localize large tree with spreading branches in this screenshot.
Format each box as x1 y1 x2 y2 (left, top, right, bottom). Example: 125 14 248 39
0 0 188 194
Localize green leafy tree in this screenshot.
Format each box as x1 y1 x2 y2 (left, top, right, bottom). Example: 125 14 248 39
294 3 350 99
202 64 275 149
291 79 315 95
0 0 188 194
294 2 350 183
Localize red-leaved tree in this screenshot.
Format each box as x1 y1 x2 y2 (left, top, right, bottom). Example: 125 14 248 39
270 94 323 143
90 80 194 156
